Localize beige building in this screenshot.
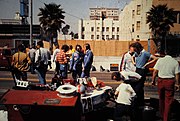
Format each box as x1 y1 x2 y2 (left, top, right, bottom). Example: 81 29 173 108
119 0 153 41
78 7 120 40
79 0 180 41
119 0 180 41
89 7 119 21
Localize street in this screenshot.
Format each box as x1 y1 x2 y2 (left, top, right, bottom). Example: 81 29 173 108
1 69 180 100
0 69 180 121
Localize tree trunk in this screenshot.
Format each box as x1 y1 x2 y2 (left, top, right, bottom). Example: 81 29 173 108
49 38 53 55
157 40 161 54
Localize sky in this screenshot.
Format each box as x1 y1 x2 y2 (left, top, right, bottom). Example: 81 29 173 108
0 0 131 33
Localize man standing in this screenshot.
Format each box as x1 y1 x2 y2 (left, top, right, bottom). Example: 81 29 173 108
56 44 69 79
120 43 136 72
35 40 51 85
113 78 136 121
52 44 60 74
70 44 84 82
132 42 158 107
81 43 93 78
152 49 180 121
11 44 31 83
28 43 36 74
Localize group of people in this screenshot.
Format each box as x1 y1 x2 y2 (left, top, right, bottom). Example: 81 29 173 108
11 41 180 121
11 41 94 86
11 41 51 85
52 43 94 83
112 42 180 121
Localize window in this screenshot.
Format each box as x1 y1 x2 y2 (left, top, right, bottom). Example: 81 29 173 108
102 35 105 40
106 27 109 32
82 35 84 39
97 27 100 32
132 10 135 18
136 35 140 41
136 21 140 31
97 35 99 39
117 27 119 32
116 35 119 40
112 27 115 32
91 35 94 39
91 27 94 32
132 24 134 32
112 35 115 40
102 27 105 32
137 5 141 15
106 35 109 40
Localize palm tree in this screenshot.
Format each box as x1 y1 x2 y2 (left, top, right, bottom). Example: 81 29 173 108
38 3 65 54
146 4 176 54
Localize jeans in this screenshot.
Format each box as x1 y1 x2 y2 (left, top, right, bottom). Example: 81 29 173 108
81 68 91 78
59 64 68 79
35 64 48 84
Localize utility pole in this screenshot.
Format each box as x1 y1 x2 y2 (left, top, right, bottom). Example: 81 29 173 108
30 0 33 47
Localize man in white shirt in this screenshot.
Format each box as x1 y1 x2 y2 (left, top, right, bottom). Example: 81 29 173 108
120 43 136 72
28 43 36 74
35 40 51 85
52 44 60 74
152 49 180 121
114 79 136 121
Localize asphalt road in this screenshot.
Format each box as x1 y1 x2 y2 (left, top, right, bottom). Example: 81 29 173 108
0 69 180 98
1 70 180 121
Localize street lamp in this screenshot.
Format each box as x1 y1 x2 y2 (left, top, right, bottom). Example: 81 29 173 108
30 0 33 48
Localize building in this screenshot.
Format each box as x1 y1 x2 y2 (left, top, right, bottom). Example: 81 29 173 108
0 23 40 48
0 19 21 25
119 0 153 41
89 7 119 21
153 0 180 37
119 0 180 41
78 7 120 40
0 12 21 25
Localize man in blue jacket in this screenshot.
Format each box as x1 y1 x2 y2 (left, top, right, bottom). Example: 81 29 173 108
70 44 84 82
81 43 94 78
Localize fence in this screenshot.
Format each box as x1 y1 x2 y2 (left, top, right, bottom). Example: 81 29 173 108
44 40 157 56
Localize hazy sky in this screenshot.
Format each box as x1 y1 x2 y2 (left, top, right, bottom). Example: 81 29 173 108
0 0 131 33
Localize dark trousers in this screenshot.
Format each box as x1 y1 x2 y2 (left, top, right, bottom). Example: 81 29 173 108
59 64 68 79
114 103 132 121
81 68 91 78
135 68 147 107
30 62 35 74
158 78 175 121
55 61 60 74
72 69 82 81
13 68 27 81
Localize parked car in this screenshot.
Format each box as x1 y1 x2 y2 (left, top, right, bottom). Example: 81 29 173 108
0 47 16 69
